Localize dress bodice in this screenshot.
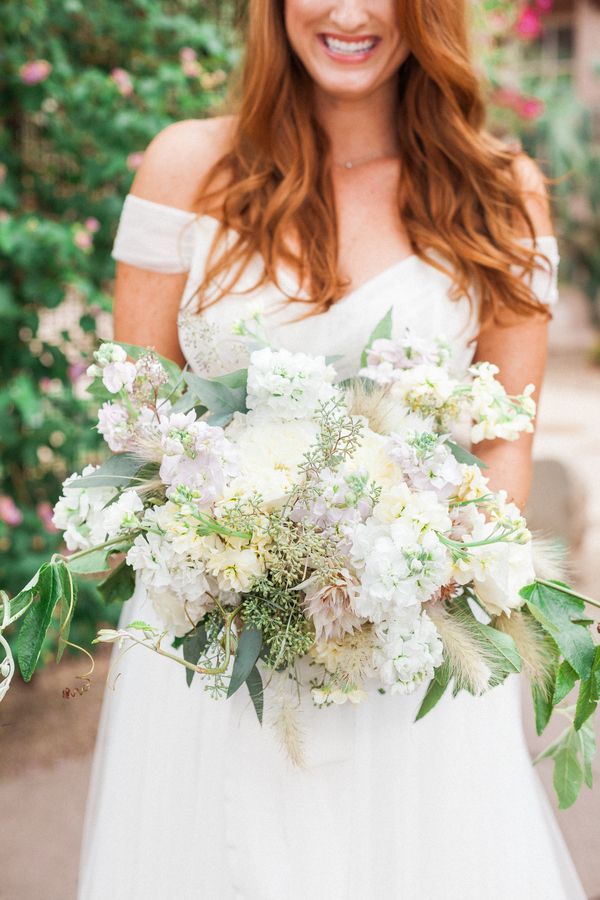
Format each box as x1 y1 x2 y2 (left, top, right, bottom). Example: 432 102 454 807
111 192 560 380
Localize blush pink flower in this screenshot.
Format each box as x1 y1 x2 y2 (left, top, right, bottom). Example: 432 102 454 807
110 67 134 97
85 217 100 233
301 569 365 642
0 496 23 527
19 60 52 85
536 0 553 10
516 6 543 39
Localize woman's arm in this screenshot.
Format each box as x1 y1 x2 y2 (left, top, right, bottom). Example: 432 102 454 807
112 117 234 363
471 155 554 510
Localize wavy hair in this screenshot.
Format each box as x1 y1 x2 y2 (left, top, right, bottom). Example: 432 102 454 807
187 0 553 331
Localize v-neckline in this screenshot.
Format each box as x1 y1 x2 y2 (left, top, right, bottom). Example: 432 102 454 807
196 211 420 305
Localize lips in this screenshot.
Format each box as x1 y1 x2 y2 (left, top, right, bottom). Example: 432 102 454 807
318 33 381 61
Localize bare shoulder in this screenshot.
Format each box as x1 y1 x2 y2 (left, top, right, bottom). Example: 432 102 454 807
128 115 237 212
511 151 554 236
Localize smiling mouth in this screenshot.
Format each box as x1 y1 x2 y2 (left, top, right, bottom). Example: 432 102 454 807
319 33 381 57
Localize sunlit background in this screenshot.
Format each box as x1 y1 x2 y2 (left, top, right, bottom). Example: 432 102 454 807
1 2 599 897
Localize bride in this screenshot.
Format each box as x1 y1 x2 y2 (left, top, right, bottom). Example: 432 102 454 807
78 1 587 897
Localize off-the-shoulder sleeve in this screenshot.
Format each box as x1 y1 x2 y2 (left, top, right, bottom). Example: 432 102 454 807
111 194 198 273
517 234 560 306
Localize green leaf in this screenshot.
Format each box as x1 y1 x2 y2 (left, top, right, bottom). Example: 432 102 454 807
97 561 136 605
553 729 584 810
74 453 149 488
579 720 596 789
532 681 554 736
183 371 247 419
360 306 393 367
6 567 44 623
553 660 578 706
16 562 64 681
521 581 597 681
246 664 264 725
227 626 262 698
446 441 488 469
574 647 600 730
183 623 209 687
415 659 451 721
473 623 522 684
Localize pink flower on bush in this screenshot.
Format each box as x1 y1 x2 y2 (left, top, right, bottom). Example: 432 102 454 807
127 151 145 171
110 67 134 97
535 0 553 10
19 60 52 85
37 502 58 533
180 46 201 78
516 6 543 39
516 96 545 120
68 362 88 383
74 228 93 251
0 496 23 527
85 217 100 233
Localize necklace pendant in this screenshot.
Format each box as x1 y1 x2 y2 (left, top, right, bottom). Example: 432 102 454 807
344 161 353 169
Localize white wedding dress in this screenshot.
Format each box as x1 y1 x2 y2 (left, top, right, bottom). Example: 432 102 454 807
77 193 587 900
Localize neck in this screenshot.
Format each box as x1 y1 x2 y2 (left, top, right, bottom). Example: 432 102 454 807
313 78 400 164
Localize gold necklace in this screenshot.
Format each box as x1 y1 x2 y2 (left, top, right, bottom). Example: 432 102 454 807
333 150 399 170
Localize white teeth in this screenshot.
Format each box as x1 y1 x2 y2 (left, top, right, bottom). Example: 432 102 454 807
324 36 377 54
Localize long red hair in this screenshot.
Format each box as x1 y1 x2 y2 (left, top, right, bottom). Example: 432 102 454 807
188 0 552 330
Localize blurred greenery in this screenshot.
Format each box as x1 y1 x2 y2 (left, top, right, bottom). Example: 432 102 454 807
1 0 598 674
0 0 237 667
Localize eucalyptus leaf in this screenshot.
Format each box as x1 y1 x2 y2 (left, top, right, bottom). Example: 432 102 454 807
415 658 451 721
227 626 262 698
446 440 489 470
521 581 596 681
183 623 209 687
360 306 393 367
184 371 247 418
73 453 149 488
246 664 264 725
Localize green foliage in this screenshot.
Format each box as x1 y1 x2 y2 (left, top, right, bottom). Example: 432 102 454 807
0 1 236 672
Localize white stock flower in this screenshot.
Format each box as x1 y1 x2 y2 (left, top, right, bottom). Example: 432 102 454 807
373 610 444 695
103 489 144 539
97 401 131 452
453 521 535 617
350 517 451 622
126 519 217 636
246 346 338 420
52 465 117 551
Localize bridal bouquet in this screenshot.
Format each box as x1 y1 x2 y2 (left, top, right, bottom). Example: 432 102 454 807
2 308 598 808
